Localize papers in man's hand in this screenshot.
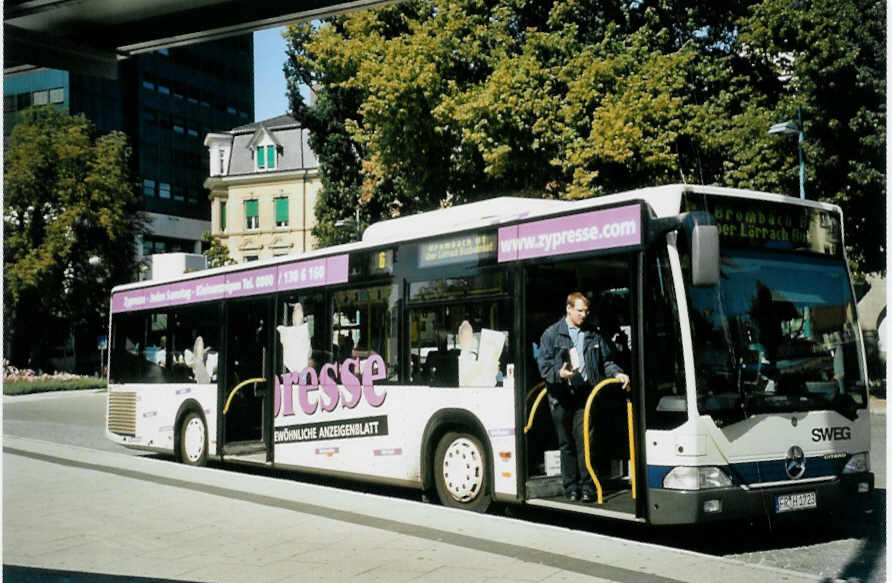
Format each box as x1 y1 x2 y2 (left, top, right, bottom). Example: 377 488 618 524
568 346 581 372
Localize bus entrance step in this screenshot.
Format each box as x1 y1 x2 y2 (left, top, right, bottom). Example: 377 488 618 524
223 441 266 456
525 476 563 498
526 491 641 522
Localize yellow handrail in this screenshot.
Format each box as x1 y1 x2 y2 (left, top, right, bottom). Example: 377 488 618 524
626 399 637 499
525 381 545 402
223 377 266 415
583 378 636 504
524 386 549 434
523 377 638 503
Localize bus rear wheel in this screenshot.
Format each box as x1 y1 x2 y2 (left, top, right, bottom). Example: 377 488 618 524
433 431 491 512
179 411 208 466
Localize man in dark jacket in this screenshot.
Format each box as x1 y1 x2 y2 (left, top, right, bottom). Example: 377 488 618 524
536 292 629 502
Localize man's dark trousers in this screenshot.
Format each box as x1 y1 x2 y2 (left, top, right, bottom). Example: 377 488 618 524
549 392 597 496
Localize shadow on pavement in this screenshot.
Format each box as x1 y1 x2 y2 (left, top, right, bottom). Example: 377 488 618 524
822 489 887 583
3 565 201 583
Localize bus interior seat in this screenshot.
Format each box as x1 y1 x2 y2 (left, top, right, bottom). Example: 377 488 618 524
426 349 460 387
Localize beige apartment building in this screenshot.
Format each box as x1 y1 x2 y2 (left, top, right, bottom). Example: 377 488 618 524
204 114 320 262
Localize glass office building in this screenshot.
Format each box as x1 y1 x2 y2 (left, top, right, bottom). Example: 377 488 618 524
4 36 254 258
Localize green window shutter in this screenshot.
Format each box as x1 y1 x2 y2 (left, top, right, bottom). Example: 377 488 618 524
275 197 288 223
221 202 227 231
245 199 258 217
256 148 264 169
267 145 276 169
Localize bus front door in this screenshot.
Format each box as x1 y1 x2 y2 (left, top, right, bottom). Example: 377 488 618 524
222 298 271 459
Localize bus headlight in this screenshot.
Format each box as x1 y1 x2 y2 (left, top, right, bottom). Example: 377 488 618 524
842 452 870 474
663 466 732 490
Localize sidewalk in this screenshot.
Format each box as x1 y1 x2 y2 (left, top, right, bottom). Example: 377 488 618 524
2 435 825 583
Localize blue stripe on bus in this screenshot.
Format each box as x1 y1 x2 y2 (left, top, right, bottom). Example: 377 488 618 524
646 455 848 488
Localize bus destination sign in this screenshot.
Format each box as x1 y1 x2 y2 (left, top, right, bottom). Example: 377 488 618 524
683 194 842 257
418 234 497 268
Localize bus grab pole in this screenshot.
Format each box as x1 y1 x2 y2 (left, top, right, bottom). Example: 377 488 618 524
584 378 636 504
523 383 548 434
223 378 266 414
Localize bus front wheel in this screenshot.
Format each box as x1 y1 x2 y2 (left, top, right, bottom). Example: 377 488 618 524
179 411 208 466
433 431 491 512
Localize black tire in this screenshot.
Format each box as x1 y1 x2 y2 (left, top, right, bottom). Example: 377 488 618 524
433 431 491 512
179 411 208 466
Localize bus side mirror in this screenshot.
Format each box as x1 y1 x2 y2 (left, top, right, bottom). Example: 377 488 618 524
690 224 719 287
647 210 720 287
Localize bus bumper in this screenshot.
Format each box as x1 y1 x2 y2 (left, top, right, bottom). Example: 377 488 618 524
647 472 874 525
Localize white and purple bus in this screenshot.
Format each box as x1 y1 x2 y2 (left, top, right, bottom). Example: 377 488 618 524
107 184 873 524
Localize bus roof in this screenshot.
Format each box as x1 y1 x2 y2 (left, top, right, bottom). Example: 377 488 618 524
112 184 841 293
363 184 841 245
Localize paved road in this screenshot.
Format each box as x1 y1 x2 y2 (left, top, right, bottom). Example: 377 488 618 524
3 390 886 582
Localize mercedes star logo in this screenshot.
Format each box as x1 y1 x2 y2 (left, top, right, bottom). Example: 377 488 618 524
785 445 806 479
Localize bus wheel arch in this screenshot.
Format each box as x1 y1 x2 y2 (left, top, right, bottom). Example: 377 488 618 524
421 409 493 512
174 400 209 466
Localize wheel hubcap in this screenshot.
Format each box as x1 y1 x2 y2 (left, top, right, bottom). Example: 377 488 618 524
442 437 483 503
183 417 205 462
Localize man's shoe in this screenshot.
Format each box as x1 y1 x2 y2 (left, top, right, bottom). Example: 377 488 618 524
566 491 580 502
581 491 595 503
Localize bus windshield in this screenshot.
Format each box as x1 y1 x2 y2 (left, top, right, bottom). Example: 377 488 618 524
687 250 866 424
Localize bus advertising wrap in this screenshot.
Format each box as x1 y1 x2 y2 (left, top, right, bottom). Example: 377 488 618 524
111 254 349 313
497 204 641 262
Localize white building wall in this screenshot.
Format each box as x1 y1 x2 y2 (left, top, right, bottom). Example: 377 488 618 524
145 212 211 255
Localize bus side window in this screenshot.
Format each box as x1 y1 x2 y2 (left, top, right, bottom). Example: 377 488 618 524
168 304 220 384
277 294 323 374
409 309 455 386
408 302 510 388
143 313 168 381
110 312 147 383
332 285 400 383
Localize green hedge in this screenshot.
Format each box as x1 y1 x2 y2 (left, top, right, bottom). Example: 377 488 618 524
3 377 107 396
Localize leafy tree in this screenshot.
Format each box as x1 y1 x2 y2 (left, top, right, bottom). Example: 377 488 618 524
738 0 886 274
4 107 146 371
284 0 884 275
202 231 236 268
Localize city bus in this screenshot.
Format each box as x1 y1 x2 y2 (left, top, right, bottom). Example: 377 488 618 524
106 184 874 524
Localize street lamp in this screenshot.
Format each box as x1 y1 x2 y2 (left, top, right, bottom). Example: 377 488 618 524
335 206 362 241
88 255 108 377
768 106 805 199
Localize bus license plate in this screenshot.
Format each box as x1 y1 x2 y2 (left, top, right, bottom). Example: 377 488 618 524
775 491 817 513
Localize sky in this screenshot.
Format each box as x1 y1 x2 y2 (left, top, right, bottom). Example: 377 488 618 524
253 27 291 122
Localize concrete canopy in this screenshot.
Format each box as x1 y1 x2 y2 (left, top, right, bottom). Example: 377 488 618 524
4 0 397 79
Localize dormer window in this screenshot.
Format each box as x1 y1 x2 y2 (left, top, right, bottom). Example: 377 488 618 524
247 126 281 173
256 145 277 170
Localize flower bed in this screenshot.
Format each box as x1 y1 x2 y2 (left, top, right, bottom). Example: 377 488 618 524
3 363 107 395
